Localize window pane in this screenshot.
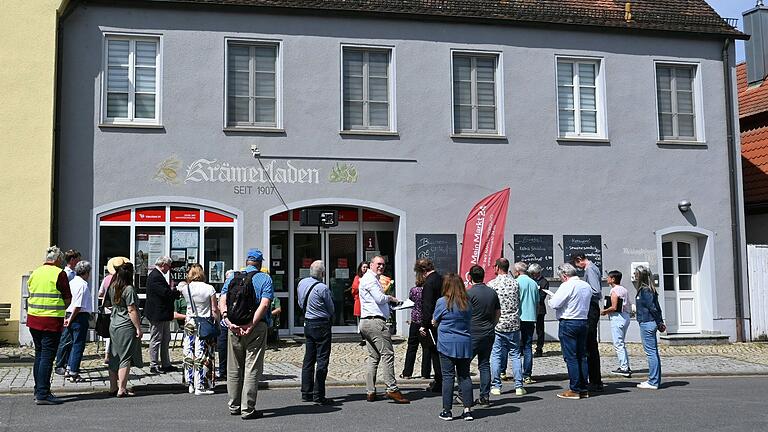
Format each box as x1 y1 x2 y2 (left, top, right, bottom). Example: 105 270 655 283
107 66 129 92
135 67 156 92
559 110 575 133
580 110 597 133
477 107 496 131
454 105 472 131
343 76 364 101
580 87 596 110
368 52 389 77
343 101 364 129
657 90 673 113
557 62 573 85
664 275 675 291
254 98 275 123
476 58 495 81
369 77 388 102
578 63 596 86
228 46 250 71
227 96 249 123
678 275 692 291
678 258 692 274
108 39 129 65
558 86 574 109
107 93 129 118
678 242 691 257
453 56 471 81
678 114 695 138
663 258 674 273
476 82 495 106
659 114 674 138
254 46 276 72
663 242 673 256
369 102 389 127
228 71 249 97
135 94 155 118
656 67 672 90
344 51 364 76
676 67 693 90
454 82 471 105
135 41 157 66
677 91 694 114
255 72 275 97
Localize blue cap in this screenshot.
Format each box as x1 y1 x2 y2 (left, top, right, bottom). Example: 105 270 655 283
246 248 263 261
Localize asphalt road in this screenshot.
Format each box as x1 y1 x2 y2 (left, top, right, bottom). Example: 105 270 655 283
1 377 767 432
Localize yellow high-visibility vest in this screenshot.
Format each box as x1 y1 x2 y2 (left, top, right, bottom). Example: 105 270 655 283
27 265 66 318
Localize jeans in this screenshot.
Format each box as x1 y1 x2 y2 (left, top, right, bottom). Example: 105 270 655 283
30 328 61 400
66 313 90 374
217 323 228 377
520 321 535 378
472 333 494 398
490 330 522 390
535 313 546 353
558 319 588 393
586 302 603 387
54 324 74 370
609 312 631 370
402 322 431 378
639 321 662 387
439 353 473 411
301 319 332 401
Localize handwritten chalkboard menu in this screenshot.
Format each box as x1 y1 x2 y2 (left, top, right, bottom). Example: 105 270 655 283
563 235 602 276
513 235 554 278
416 234 458 276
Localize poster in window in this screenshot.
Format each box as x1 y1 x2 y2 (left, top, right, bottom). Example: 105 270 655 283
209 261 225 283
148 235 165 269
171 228 199 249
186 247 198 264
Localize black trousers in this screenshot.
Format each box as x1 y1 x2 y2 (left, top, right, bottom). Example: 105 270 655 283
217 326 228 376
301 319 332 401
402 322 431 378
586 302 603 386
535 313 546 353
422 327 442 385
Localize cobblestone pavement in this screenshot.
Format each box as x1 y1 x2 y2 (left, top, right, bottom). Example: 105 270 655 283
2 340 768 394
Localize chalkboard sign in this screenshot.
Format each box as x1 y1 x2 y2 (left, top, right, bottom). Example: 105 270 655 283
563 235 602 276
513 234 554 278
415 234 458 276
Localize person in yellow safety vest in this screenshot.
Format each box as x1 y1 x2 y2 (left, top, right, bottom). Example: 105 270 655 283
27 246 72 405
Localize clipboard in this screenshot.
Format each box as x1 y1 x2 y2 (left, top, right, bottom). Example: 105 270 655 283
604 296 623 311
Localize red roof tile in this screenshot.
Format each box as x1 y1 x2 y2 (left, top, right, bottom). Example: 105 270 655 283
741 124 768 204
737 63 768 119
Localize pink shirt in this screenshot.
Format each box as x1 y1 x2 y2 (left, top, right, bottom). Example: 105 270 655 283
610 285 631 314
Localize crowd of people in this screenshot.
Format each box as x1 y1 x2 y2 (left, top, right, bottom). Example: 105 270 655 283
25 245 667 421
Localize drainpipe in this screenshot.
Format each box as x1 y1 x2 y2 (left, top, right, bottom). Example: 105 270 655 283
722 38 745 342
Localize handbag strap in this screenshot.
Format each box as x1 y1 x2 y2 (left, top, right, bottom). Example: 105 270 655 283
300 280 322 312
186 284 198 317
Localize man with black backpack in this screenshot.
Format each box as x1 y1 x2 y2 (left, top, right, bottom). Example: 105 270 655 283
218 249 274 420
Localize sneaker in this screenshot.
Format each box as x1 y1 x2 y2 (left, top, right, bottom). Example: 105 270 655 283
516 388 527 396
35 394 63 405
588 384 605 393
462 409 474 421
438 410 453 421
637 381 658 390
556 390 581 400
490 387 501 396
500 372 508 381
611 368 632 378
241 411 263 420
188 385 194 394
314 397 334 406
54 367 66 376
474 397 490 407
195 389 215 395
523 377 536 385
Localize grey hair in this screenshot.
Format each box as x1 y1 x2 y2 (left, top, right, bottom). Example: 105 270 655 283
556 263 578 278
155 255 173 266
309 260 325 279
45 246 63 263
527 263 542 276
74 260 92 277
514 262 528 273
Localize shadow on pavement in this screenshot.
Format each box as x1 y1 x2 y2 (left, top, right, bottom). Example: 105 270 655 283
661 381 689 389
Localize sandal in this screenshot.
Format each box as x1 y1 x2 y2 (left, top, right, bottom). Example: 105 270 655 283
116 389 136 398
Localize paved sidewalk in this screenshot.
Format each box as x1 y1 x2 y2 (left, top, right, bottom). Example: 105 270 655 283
2 340 768 394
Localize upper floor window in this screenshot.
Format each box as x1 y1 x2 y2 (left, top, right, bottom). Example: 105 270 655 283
342 47 393 132
556 58 606 138
452 52 501 136
102 35 161 125
655 64 702 142
226 41 280 129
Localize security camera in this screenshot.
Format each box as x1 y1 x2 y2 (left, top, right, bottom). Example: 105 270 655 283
250 144 260 158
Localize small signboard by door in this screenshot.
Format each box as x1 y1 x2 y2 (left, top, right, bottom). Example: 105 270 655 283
415 234 458 276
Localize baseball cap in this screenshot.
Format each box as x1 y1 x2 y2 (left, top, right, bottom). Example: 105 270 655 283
246 248 263 261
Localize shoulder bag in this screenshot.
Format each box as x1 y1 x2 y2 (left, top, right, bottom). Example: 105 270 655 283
95 291 112 338
187 284 220 340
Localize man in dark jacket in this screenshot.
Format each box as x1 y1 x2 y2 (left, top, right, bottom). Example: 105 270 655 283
144 255 180 374
416 258 442 393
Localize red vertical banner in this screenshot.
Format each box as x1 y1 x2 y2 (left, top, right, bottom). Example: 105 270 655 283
459 188 510 284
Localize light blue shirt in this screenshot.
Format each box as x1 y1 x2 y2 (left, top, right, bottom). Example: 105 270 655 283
297 277 334 320
221 265 274 326
548 276 592 320
583 262 603 303
517 274 540 322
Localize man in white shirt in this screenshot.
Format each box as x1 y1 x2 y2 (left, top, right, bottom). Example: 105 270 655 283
63 249 81 282
548 263 592 400
55 260 93 382
358 255 409 404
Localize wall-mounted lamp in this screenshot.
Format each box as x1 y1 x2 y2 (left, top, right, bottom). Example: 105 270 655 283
250 144 260 159
678 200 691 213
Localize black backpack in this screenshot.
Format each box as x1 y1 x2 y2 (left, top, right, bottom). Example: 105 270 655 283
226 270 259 325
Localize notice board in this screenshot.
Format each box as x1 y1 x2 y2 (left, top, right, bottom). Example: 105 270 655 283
415 234 458 276
513 234 554 278
563 235 602 276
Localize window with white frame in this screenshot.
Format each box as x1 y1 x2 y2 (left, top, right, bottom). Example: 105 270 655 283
103 35 161 125
656 64 699 141
342 47 392 131
452 53 500 135
556 58 605 138
226 42 280 128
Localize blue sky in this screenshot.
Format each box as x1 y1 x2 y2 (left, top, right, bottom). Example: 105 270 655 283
706 0 758 62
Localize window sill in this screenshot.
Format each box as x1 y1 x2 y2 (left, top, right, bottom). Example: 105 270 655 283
450 133 506 140
339 130 399 137
99 123 164 129
223 127 285 133
657 140 707 147
557 136 610 143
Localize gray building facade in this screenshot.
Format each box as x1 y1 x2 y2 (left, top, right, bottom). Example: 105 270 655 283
54 1 748 341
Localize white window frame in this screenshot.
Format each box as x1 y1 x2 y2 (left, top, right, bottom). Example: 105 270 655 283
223 38 283 131
653 60 705 144
100 32 163 127
339 44 397 134
554 56 607 140
450 50 504 137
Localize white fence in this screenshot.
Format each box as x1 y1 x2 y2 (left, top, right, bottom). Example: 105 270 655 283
748 244 768 341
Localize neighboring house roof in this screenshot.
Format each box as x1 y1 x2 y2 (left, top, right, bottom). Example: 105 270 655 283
738 62 768 207
136 0 744 38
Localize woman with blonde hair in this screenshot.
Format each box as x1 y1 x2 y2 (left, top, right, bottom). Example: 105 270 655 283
432 273 474 421
634 266 666 390
179 263 220 395
107 262 143 397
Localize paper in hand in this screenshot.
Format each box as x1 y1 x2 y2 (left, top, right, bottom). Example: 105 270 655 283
543 289 555 297
392 299 415 310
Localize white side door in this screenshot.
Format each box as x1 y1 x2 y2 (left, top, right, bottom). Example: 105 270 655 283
661 235 700 333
